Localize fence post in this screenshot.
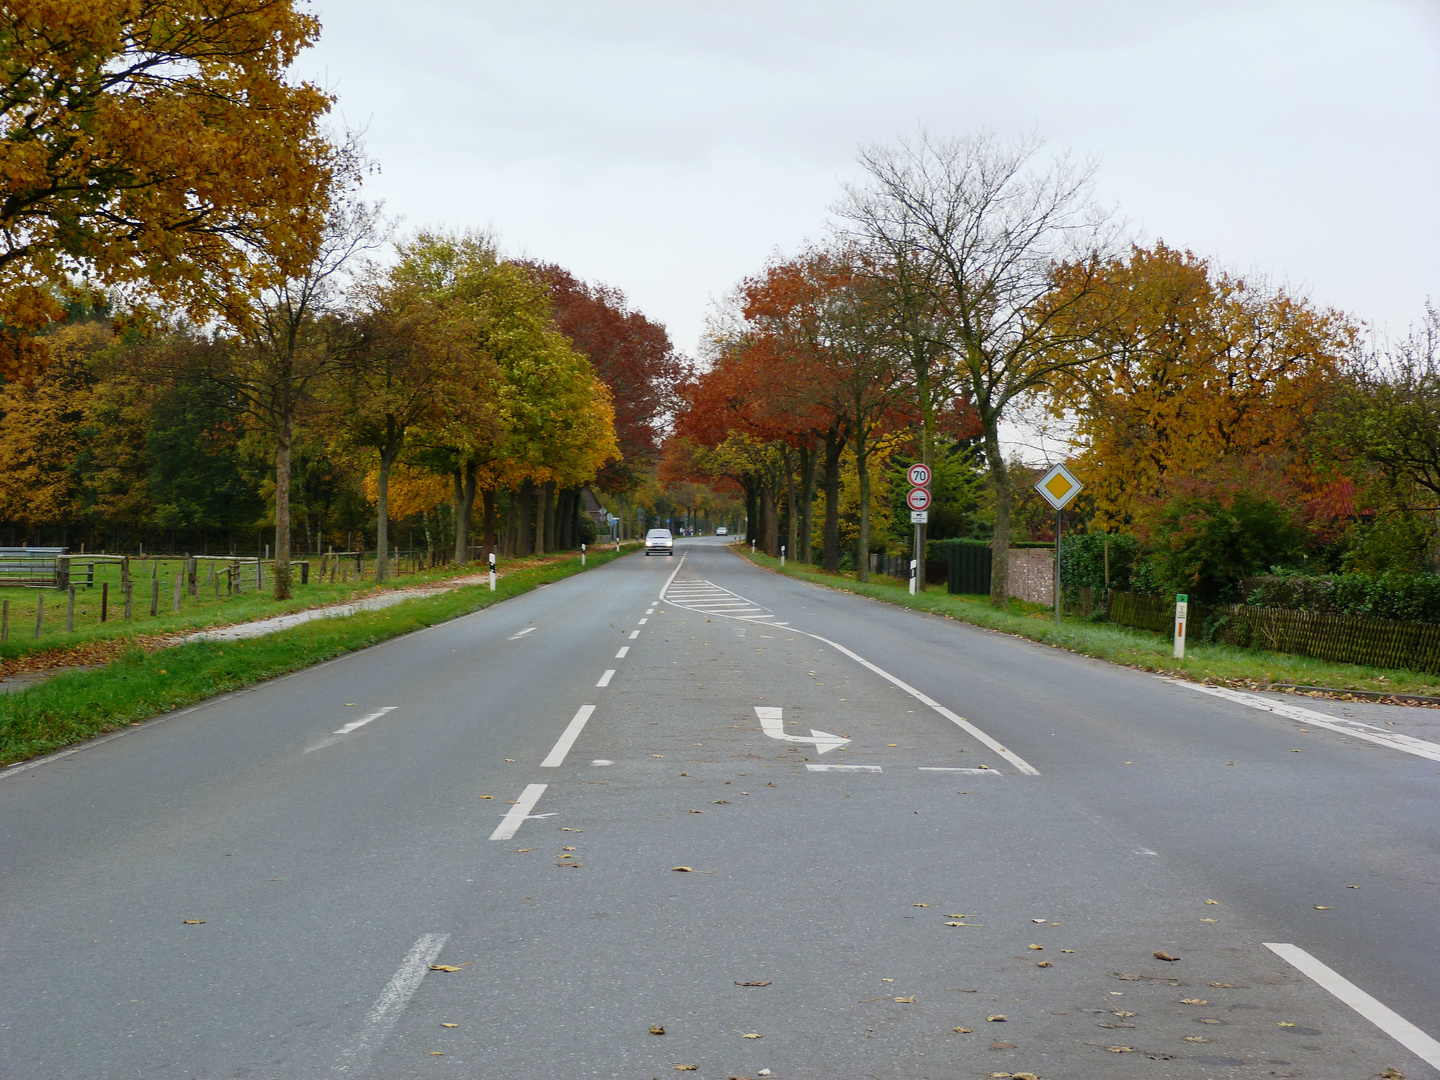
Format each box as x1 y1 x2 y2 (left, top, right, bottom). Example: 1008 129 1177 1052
34 594 43 639
66 587 75 632
124 582 133 620
150 578 159 617
101 582 108 622
257 560 263 590
1173 594 1188 659
173 571 182 612
300 561 309 585
121 556 129 588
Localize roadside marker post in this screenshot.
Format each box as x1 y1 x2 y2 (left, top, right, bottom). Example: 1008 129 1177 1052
781 545 785 568
1034 463 1083 626
488 552 497 592
1174 594 1188 659
581 543 586 567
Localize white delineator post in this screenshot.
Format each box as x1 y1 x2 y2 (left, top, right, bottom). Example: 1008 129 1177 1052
909 552 918 596
780 545 785 568
1173 593 1188 659
488 551 497 592
581 543 586 566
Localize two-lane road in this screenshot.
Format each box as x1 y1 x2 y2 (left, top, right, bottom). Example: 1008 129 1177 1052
2 539 1436 1078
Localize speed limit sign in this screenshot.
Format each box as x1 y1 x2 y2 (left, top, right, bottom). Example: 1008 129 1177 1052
906 486 932 511
906 462 932 487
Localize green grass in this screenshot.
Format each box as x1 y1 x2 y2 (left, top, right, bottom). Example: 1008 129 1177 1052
0 550 606 663
741 550 1440 698
0 545 636 767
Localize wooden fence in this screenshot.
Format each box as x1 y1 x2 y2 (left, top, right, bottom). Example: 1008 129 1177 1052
1106 591 1440 674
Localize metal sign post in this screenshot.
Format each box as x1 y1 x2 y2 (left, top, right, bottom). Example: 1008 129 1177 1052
1034 463 1083 626
906 473 932 596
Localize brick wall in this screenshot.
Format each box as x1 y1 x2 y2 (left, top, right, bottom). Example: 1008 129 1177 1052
1008 547 1054 605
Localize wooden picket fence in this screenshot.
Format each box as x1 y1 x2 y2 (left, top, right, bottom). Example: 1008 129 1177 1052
1106 591 1440 674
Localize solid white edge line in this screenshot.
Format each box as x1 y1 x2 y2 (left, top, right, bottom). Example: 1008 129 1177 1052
805 763 882 772
488 783 548 840
659 554 687 600
333 706 397 735
918 766 1002 774
541 705 597 768
1175 682 1440 764
596 669 615 687
1264 942 1440 1067
367 933 450 1024
799 630 1041 776
615 646 629 658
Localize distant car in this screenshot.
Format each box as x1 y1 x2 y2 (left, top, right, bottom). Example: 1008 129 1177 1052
645 528 674 556
715 526 728 536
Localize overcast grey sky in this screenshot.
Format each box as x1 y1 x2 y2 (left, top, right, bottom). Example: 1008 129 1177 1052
303 1 1439 362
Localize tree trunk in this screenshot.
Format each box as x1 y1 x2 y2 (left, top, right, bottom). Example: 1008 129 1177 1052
744 482 759 546
763 485 779 557
797 443 817 564
375 448 395 583
984 423 1011 606
539 480 555 555
516 478 534 555
783 448 797 561
272 416 293 600
481 488 497 559
504 489 516 557
452 463 478 565
822 426 843 572
855 432 871 583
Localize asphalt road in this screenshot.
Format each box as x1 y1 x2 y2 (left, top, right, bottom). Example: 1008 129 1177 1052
2 539 1437 1080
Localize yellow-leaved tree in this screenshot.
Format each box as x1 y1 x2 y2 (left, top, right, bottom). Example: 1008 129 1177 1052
0 0 336 378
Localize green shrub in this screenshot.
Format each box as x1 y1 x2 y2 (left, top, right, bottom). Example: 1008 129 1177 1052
1244 568 1440 623
1059 533 1139 602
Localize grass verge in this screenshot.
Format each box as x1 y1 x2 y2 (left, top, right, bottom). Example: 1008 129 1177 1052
0 546 633 768
740 549 1440 700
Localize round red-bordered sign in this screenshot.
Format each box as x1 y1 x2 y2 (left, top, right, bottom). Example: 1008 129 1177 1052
906 486 932 511
906 462 932 487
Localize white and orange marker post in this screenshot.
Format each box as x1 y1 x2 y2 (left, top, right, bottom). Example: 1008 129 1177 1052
1173 593 1188 659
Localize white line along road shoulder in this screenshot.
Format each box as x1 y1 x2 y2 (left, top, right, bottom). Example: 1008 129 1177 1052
1175 681 1440 764
1265 943 1440 1068
489 783 548 841
334 706 396 735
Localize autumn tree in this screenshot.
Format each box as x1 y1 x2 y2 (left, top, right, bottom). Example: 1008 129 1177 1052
837 130 1115 603
0 1 337 378
1041 243 1354 529
193 196 382 597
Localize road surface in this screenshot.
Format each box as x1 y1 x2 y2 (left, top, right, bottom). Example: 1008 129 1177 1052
2 539 1436 1079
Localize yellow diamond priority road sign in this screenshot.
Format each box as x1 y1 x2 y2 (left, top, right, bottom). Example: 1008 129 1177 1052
1035 462 1082 511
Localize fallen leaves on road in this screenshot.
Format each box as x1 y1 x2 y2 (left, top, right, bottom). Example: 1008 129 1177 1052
689 809 703 814
1205 899 1219 905
1200 917 1218 922
1277 1021 1296 1027
1036 961 1052 967
953 1026 973 1033
1180 998 1208 1005
1199 1018 1222 1024
987 1014 1007 1022
670 1065 698 1071
513 848 533 853
741 1032 762 1039
429 963 473 972
1185 1036 1207 1042
479 795 493 799
735 980 771 987
650 1025 666 1035
1111 1011 1135 1018
562 827 581 832
427 1051 443 1055
893 997 916 1003
991 1041 1017 1049
1106 1045 1134 1052
441 1023 458 1028
1208 982 1246 988
914 902 930 907
1153 950 1180 961
1315 905 1331 910
671 866 694 872
183 919 205 925
1028 944 1043 950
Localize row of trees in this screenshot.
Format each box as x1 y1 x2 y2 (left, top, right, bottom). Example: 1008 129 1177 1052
2 2 691 599
666 130 1437 604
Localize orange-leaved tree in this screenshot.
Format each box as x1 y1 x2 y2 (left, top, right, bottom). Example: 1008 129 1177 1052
0 0 336 379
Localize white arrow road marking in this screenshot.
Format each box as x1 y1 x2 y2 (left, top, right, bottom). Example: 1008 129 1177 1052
755 706 850 754
1265 943 1440 1067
